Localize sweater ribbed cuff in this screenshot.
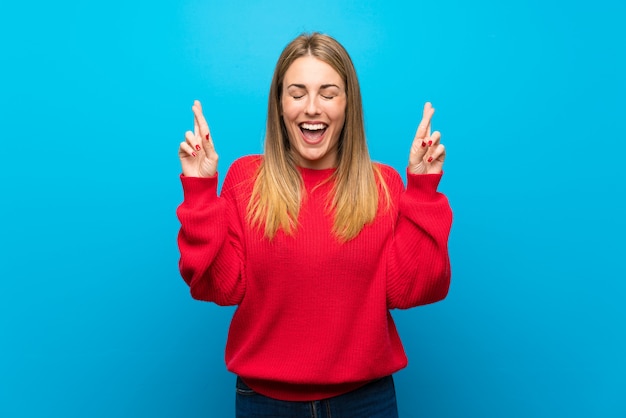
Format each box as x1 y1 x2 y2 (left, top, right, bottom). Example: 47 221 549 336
405 170 443 200
180 173 219 202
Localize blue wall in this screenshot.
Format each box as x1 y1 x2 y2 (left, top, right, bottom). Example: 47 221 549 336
1 0 624 416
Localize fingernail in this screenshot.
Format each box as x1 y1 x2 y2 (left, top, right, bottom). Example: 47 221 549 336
428 140 433 146
195 144 201 151
427 156 433 163
421 141 427 147
205 134 210 140
192 152 197 157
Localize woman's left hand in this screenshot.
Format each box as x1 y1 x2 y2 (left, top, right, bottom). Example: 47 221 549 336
408 102 446 175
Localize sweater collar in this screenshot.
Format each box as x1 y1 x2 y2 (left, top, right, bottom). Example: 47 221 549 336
297 166 336 186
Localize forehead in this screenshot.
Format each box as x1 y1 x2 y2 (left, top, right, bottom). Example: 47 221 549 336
283 56 343 86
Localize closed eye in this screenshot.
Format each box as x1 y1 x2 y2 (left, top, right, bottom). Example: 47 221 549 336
320 85 340 100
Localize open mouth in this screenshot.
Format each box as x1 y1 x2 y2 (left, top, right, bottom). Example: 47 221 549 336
299 122 328 143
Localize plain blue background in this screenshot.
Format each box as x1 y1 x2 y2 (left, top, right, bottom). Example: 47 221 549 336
1 0 624 417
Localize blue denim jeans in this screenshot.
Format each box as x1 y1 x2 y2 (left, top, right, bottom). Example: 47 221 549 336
235 375 399 418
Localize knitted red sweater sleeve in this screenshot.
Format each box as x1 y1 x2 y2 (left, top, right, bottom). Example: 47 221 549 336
176 171 246 306
386 170 453 309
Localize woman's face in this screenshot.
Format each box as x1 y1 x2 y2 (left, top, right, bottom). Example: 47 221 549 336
281 55 347 169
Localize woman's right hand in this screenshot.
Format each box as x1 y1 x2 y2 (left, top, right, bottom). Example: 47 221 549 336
178 100 219 177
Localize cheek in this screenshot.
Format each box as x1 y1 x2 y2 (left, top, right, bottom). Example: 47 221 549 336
281 114 299 142
280 98 300 121
331 111 346 131
282 109 296 124
282 114 297 133
329 101 347 123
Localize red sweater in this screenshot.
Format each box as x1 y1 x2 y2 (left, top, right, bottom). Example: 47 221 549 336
177 155 452 401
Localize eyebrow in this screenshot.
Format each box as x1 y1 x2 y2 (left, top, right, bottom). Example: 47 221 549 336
287 83 341 89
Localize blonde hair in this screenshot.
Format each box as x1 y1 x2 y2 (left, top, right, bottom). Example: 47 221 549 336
247 32 389 241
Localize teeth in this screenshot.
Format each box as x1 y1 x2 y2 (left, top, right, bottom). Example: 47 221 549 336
301 123 326 130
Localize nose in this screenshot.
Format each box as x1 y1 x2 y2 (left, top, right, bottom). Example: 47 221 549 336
305 95 321 115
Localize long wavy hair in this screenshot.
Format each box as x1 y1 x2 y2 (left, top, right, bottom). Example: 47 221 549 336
247 32 389 241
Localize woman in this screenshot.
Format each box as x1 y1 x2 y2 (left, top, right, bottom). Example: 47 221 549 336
177 32 451 417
